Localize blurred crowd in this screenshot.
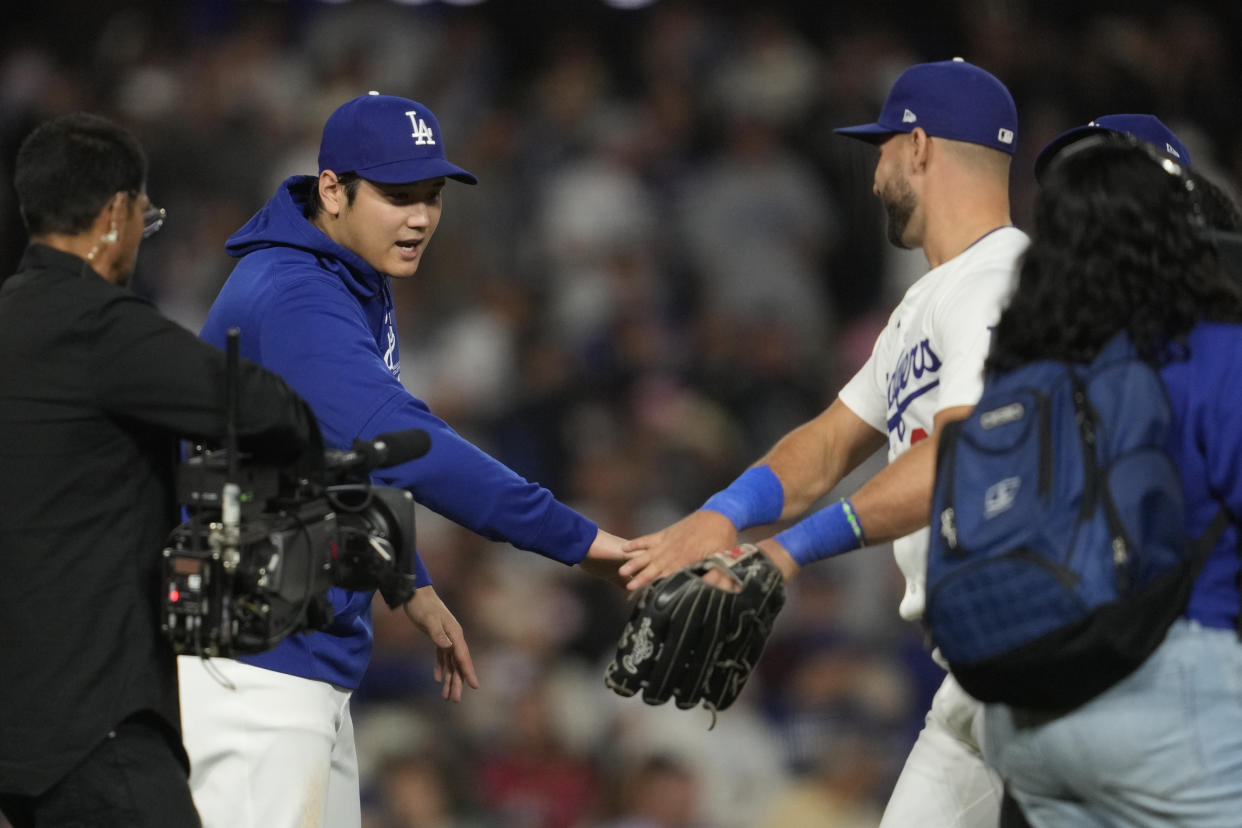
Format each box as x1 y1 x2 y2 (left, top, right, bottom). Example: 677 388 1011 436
2 1 1239 825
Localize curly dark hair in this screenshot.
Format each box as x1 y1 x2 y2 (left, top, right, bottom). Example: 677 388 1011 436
986 135 1242 376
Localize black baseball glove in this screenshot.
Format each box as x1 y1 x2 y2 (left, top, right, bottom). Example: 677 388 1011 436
604 543 785 722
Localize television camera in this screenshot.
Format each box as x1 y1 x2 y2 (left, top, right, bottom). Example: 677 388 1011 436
161 329 430 658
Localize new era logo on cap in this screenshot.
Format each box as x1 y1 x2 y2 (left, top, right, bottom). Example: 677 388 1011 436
318 91 477 185
834 58 1018 155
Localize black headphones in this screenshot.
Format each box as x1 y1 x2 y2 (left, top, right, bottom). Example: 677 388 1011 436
1046 131 1205 229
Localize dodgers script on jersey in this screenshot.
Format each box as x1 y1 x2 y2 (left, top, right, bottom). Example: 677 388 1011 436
838 227 1028 621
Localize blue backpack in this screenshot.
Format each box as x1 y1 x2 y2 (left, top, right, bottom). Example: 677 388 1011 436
925 333 1229 710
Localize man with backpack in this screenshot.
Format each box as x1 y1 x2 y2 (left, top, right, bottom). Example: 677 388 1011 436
923 113 1210 710
964 132 1242 827
617 58 1027 827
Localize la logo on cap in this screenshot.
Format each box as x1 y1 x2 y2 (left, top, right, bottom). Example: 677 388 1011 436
406 111 437 146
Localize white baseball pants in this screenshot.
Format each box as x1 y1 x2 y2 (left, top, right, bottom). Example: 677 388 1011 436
879 672 1003 828
178 656 360 828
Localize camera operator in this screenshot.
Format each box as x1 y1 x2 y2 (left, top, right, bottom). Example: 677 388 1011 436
0 113 323 827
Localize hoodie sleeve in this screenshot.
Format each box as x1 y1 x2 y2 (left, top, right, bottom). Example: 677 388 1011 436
249 270 596 565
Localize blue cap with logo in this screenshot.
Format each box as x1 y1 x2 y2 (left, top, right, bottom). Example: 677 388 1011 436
318 91 477 185
1032 113 1191 182
835 58 1018 155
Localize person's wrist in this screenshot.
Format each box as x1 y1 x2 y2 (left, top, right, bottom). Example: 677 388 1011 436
757 540 800 582
404 584 433 614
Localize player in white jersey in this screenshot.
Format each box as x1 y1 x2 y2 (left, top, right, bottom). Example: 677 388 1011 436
621 59 1027 827
840 225 1025 626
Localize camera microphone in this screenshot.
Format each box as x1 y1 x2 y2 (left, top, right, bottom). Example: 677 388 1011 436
326 428 431 473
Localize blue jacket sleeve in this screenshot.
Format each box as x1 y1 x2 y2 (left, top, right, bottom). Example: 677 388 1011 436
1194 329 1242 524
1163 325 1242 628
247 271 595 565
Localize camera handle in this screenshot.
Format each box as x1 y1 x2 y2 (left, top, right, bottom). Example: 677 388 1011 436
218 329 242 572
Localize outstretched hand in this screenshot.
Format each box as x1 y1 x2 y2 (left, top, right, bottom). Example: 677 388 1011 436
403 585 479 701
578 529 633 589
618 510 738 592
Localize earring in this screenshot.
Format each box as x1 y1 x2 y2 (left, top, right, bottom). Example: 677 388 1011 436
100 220 118 244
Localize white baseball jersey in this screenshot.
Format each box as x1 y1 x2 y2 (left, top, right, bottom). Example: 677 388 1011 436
839 226 1028 622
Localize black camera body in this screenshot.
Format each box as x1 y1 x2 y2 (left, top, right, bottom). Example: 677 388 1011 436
162 432 425 658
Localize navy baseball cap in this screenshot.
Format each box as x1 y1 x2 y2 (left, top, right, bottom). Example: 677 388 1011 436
835 58 1018 155
1033 114 1190 182
318 92 477 185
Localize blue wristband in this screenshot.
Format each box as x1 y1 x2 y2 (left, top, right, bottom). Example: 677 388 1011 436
774 498 868 567
700 465 785 531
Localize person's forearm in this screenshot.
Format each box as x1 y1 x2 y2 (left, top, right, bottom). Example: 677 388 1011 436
762 399 886 518
847 434 938 544
768 430 938 568
373 403 596 562
849 400 973 544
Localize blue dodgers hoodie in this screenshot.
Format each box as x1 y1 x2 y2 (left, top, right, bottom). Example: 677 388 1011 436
202 176 597 688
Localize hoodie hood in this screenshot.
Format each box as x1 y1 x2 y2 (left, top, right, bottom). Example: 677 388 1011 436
225 175 383 300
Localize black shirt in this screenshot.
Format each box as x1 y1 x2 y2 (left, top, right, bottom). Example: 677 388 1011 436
0 245 319 795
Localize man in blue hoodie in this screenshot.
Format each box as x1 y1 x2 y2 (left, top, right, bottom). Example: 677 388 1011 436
179 92 628 828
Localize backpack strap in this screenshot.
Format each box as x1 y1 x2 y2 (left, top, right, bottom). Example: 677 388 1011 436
1070 367 1136 590
934 417 967 558
1183 504 1241 639
1197 506 1233 562
1192 505 1242 641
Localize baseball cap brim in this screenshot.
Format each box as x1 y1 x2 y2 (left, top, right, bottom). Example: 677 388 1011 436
352 157 478 186
360 157 479 186
834 122 899 143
